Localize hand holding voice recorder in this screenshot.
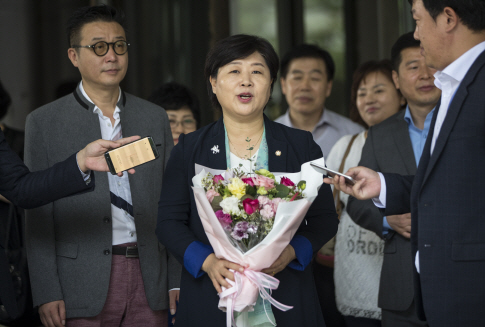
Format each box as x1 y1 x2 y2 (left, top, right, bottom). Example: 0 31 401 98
105 136 159 174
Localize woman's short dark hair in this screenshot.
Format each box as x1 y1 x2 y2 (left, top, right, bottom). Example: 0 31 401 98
148 82 200 128
349 60 403 129
204 34 279 110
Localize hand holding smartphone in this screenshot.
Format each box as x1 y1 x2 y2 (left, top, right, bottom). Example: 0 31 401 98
105 136 160 174
310 162 356 186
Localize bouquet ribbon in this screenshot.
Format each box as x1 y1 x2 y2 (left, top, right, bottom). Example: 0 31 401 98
219 269 293 327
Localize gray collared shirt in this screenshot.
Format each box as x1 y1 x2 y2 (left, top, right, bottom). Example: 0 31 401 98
275 108 365 159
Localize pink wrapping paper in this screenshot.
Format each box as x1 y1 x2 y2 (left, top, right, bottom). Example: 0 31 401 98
191 158 326 323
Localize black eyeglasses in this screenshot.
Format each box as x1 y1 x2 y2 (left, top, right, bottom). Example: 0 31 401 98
72 40 130 56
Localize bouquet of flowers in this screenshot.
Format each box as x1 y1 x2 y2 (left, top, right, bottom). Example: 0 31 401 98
201 168 307 254
192 158 326 327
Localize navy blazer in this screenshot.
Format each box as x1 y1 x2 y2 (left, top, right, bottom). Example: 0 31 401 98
157 115 338 327
0 130 93 209
0 129 92 319
384 49 485 326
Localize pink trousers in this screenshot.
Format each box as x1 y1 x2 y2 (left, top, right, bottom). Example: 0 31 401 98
67 245 167 327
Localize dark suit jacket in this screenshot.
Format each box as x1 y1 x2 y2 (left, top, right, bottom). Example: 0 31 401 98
0 130 93 319
156 115 339 327
347 110 417 312
384 49 485 326
0 130 93 209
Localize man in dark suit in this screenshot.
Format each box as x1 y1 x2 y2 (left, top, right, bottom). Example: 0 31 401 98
0 130 137 209
0 129 139 320
347 32 440 327
326 1 485 326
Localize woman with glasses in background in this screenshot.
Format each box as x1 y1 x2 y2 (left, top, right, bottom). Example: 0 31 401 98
148 82 200 326
149 82 200 145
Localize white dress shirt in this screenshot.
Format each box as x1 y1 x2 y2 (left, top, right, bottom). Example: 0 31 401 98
375 41 485 272
80 82 137 246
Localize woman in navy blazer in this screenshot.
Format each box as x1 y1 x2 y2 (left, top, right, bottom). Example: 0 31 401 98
157 34 338 326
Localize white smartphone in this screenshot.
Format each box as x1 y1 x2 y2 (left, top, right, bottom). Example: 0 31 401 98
310 162 356 185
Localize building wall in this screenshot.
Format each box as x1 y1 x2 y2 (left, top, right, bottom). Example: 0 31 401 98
0 0 413 130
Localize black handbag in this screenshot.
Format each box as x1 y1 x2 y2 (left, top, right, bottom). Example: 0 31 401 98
0 203 40 326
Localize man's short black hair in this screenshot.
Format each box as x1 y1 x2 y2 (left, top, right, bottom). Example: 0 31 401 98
67 5 125 47
408 0 485 31
391 32 421 71
148 82 201 128
280 44 335 81
204 34 279 111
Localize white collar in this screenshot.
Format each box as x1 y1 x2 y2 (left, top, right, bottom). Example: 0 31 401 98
79 81 122 114
434 41 485 89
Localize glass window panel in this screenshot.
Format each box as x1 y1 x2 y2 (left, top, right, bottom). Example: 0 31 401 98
229 0 278 51
229 0 281 119
304 0 347 116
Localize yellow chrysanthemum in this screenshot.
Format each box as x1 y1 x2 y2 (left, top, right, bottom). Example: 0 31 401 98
228 178 246 199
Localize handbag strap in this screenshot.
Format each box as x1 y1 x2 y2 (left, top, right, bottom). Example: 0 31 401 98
333 133 359 215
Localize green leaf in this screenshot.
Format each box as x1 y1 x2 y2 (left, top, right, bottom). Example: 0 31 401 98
275 184 290 198
246 185 257 197
241 194 254 201
297 180 306 190
211 196 223 211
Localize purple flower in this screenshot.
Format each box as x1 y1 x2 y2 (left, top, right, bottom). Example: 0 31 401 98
247 223 258 234
243 198 259 215
213 174 224 184
215 210 232 231
280 176 295 187
234 221 248 232
241 177 255 186
231 229 248 241
232 221 249 240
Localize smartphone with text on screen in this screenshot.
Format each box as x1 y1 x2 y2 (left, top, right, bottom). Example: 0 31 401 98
105 136 159 174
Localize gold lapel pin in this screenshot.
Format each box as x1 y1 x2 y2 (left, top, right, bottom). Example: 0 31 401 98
275 150 281 156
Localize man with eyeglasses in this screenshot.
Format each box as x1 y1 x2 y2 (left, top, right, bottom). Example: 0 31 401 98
24 5 179 327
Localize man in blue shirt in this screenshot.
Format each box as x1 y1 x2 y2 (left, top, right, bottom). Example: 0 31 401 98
347 32 441 327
